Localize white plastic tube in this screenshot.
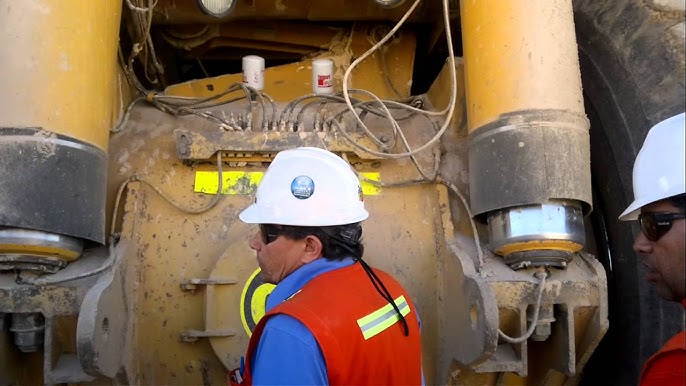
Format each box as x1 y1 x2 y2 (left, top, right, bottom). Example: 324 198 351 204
242 55 265 90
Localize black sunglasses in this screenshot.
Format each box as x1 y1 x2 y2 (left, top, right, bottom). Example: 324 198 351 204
259 224 282 244
638 212 685 242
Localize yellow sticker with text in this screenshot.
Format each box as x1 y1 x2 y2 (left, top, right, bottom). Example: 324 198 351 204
194 171 263 195
359 172 381 195
195 171 381 195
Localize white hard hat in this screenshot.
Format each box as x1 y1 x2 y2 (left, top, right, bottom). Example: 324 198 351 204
239 147 369 226
619 113 686 221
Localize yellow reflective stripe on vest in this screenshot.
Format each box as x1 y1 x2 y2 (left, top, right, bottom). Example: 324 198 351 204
357 295 410 340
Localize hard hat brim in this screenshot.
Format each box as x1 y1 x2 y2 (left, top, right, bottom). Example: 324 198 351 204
619 183 686 221
239 202 369 226
618 200 643 221
238 204 260 224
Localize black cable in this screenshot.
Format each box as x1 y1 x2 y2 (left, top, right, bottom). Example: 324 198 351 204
356 258 410 337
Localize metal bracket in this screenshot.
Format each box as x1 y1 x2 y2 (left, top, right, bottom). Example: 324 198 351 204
180 277 237 291
180 329 237 343
44 317 95 385
179 278 238 342
76 243 128 378
174 129 384 161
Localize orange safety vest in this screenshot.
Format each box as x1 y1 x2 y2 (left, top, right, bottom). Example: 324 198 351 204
640 299 686 386
242 263 423 385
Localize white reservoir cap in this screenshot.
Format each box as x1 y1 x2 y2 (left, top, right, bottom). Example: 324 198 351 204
242 55 265 90
312 59 334 95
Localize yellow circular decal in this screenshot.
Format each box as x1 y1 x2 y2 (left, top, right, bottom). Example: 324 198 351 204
240 268 276 336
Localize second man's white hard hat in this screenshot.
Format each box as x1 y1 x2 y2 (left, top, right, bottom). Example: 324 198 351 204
239 147 369 226
619 113 686 221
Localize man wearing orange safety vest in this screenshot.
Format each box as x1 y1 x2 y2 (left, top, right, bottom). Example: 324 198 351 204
619 113 686 386
231 147 424 385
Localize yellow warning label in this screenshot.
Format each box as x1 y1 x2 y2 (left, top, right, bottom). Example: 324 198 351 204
359 172 381 195
195 171 382 195
194 171 263 195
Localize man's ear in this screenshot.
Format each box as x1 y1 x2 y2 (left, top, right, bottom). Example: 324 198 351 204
301 235 323 263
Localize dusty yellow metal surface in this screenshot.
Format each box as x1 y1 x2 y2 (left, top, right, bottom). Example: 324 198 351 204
425 59 474 238
460 0 584 131
0 0 122 150
426 58 466 127
165 23 415 101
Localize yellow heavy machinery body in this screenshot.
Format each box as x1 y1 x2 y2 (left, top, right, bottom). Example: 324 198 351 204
0 1 684 385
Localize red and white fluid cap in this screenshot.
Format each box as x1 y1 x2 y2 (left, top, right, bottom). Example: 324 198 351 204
619 112 686 221
239 147 369 226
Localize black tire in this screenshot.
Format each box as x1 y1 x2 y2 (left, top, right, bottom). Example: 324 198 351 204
573 0 685 384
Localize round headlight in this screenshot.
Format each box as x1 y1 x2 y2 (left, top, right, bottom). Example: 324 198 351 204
373 0 406 9
197 0 236 18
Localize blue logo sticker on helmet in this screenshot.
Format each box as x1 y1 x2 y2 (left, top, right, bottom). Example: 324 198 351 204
291 175 315 199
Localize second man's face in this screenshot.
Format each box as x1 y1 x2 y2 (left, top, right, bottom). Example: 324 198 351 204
633 199 686 302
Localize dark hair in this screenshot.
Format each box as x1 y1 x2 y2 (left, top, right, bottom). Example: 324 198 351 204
668 193 686 212
279 223 409 336
278 223 364 261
